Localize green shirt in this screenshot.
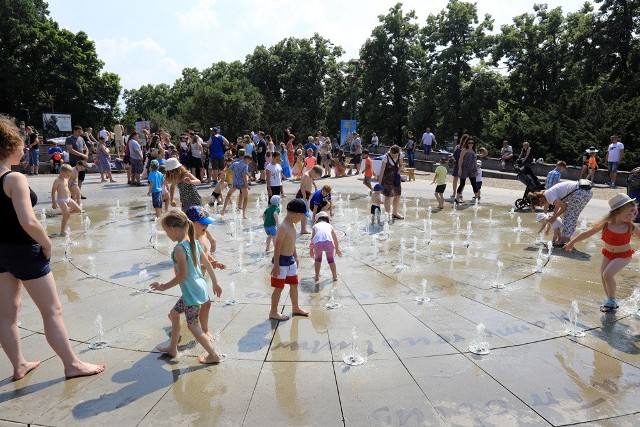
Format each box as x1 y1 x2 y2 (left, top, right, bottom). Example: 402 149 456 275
434 165 447 185
263 205 280 227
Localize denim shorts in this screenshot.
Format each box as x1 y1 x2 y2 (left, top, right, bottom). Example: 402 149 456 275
608 162 619 173
264 226 277 236
0 242 51 280
152 191 163 208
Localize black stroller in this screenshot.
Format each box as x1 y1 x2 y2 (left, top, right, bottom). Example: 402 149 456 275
514 163 545 210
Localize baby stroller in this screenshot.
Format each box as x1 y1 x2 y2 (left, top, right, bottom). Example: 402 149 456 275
627 167 640 222
514 163 545 210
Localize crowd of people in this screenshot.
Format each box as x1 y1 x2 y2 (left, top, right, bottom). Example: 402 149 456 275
2 113 638 380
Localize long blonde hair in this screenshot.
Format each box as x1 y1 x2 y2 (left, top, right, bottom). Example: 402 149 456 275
166 165 188 184
161 211 198 269
594 202 635 230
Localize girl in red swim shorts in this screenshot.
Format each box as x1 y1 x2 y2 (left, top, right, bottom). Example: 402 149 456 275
564 194 640 312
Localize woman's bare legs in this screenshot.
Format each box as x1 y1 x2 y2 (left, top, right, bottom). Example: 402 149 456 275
0 273 39 380
22 273 105 378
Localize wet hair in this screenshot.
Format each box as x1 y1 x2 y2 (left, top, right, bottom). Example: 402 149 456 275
161 211 198 269
322 184 332 193
165 165 188 183
0 115 23 161
528 191 545 211
311 165 323 176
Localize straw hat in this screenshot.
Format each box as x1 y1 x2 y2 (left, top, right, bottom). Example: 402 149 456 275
608 193 636 211
165 157 181 171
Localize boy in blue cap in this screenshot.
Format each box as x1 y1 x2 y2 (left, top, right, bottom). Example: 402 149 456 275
147 159 165 217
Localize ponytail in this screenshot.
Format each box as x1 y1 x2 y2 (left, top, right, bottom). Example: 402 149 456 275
187 220 198 269
161 210 199 269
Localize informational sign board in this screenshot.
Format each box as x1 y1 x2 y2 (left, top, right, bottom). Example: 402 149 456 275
42 113 72 139
340 120 357 148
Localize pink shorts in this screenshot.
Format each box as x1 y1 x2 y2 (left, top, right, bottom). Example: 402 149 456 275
313 240 335 263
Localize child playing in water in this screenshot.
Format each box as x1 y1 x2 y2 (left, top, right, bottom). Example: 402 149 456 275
147 160 164 218
536 213 562 245
431 157 448 209
220 154 251 218
150 211 223 363
362 150 373 191
371 183 383 224
310 211 342 282
269 198 310 320
263 195 281 252
297 165 323 234
165 157 202 212
209 171 227 206
564 193 640 312
334 149 347 177
291 149 304 179
51 164 82 235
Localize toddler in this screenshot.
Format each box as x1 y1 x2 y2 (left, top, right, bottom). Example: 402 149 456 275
431 157 448 209
371 183 383 224
536 213 562 245
51 164 82 235
474 160 483 200
310 211 342 283
263 195 281 252
147 160 164 217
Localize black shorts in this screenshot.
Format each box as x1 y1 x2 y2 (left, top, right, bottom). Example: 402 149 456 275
351 154 361 165
270 185 282 196
476 181 483 191
435 184 446 194
0 242 51 280
370 205 381 215
209 157 225 170
257 158 266 171
211 191 221 199
78 170 86 182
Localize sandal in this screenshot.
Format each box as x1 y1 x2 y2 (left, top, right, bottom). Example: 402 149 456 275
600 304 618 313
392 214 404 220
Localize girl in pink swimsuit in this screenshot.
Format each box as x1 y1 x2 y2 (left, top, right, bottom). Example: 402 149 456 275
564 194 640 312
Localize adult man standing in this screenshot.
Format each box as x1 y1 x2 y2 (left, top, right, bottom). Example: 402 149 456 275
65 125 89 198
99 126 109 145
255 131 268 183
26 126 40 175
500 140 514 171
128 131 144 186
421 127 437 155
207 126 229 186
113 121 124 156
348 131 362 175
605 135 624 189
317 131 326 144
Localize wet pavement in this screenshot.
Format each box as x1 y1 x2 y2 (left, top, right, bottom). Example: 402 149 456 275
1 174 640 426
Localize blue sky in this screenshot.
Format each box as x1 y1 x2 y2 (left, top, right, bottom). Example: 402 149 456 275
48 0 590 91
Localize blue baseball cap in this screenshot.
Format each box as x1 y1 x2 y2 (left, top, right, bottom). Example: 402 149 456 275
185 206 215 225
373 184 383 191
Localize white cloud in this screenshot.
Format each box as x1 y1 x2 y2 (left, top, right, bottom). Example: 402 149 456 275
95 37 184 89
175 0 219 31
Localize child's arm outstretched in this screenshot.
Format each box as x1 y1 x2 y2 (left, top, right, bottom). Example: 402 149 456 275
331 228 343 257
150 246 189 290
564 222 605 251
200 250 222 298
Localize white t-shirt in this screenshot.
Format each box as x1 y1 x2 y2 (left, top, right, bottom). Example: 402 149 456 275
476 167 483 182
266 163 282 186
99 128 109 141
543 181 578 204
371 136 379 146
422 132 435 146
312 221 334 244
607 142 624 162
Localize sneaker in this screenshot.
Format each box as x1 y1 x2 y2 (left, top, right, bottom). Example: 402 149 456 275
611 184 617 189
81 195 87 199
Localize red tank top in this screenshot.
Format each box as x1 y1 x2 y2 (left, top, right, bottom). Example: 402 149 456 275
601 223 632 246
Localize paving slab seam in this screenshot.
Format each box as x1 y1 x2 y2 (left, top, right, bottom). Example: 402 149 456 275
325 329 348 426
556 410 640 426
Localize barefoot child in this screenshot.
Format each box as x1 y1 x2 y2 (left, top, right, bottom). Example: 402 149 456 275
263 195 281 252
431 157 448 209
51 164 82 235
150 211 223 363
269 198 310 320
371 183 383 224
304 148 317 172
220 154 251 218
147 160 164 218
297 165 323 234
209 171 227 206
536 213 562 245
165 158 202 212
310 184 333 222
310 211 342 282
564 194 640 312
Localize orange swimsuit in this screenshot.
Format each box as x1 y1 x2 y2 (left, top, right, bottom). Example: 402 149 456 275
601 223 635 259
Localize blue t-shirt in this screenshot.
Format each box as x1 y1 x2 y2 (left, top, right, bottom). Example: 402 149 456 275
148 170 164 193
170 241 209 306
230 159 248 186
310 189 331 210
304 142 317 156
209 135 225 159
245 142 254 156
48 146 63 156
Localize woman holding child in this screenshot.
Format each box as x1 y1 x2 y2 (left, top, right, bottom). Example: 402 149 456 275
0 116 104 380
